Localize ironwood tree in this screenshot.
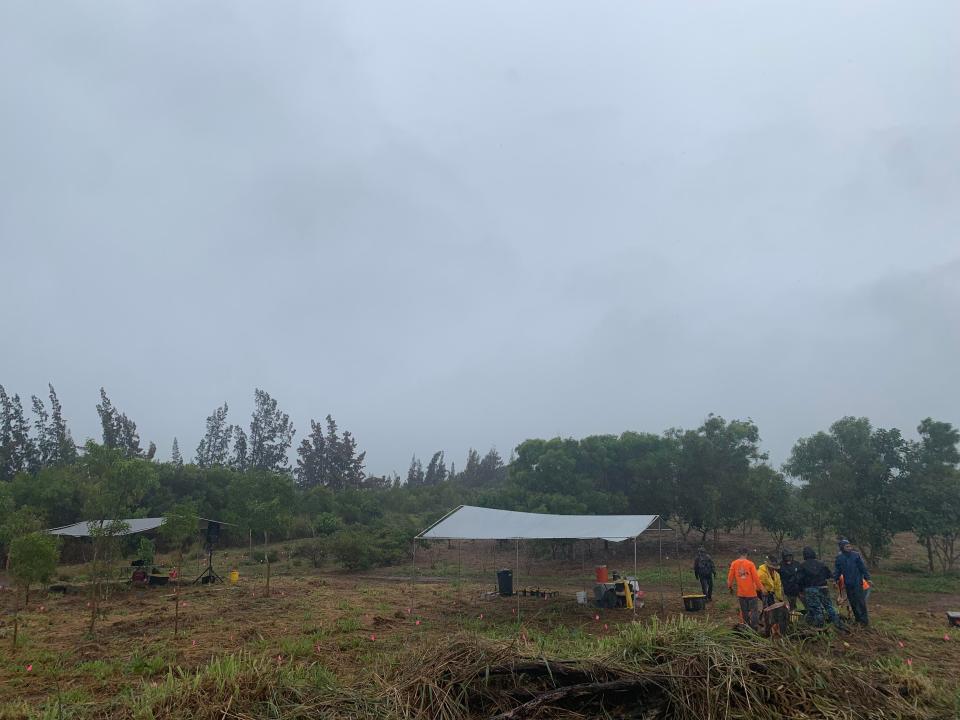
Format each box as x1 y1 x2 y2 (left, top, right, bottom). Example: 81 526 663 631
248 389 295 473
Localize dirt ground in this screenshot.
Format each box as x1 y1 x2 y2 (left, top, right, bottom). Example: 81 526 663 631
1 531 958 716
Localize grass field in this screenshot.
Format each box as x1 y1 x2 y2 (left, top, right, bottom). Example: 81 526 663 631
1 532 958 719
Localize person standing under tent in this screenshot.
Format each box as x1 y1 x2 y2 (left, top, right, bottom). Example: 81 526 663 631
797 546 843 629
834 539 871 627
727 547 762 630
757 553 783 607
779 548 803 612
693 547 716 601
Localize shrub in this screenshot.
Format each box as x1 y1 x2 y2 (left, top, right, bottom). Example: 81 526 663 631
137 537 156 567
9 532 59 603
326 530 380 571
292 539 326 568
314 512 341 537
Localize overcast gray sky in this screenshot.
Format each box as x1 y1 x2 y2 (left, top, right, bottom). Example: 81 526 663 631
2 1 958 476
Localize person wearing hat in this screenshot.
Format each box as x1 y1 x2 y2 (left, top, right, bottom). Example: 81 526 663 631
779 548 803 612
727 546 762 629
693 546 716 601
757 552 783 608
834 539 870 626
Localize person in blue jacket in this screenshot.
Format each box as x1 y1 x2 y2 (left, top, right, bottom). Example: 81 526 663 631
834 539 871 626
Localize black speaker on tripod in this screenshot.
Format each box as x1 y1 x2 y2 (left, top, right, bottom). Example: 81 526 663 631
205 521 221 547
194 520 224 584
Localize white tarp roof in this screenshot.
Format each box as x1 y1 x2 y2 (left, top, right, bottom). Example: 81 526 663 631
417 505 659 541
47 515 235 538
47 518 166 537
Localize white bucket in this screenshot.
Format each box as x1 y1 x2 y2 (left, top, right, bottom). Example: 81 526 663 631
576 591 587 605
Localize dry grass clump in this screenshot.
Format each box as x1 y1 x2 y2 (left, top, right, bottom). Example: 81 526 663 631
379 618 957 720
606 616 956 719
111 652 372 720
42 618 956 720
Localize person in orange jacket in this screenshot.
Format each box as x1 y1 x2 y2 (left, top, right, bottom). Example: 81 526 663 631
728 546 763 630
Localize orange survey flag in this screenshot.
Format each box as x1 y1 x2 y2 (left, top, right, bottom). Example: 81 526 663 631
727 558 762 597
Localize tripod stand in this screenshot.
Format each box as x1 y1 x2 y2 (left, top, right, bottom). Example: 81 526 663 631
193 545 223 584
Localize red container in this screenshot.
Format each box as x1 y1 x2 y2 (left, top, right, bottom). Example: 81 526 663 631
595 565 608 583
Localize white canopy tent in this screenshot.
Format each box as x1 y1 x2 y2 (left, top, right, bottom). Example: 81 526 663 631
47 518 166 537
417 505 659 541
413 506 669 617
46 516 235 538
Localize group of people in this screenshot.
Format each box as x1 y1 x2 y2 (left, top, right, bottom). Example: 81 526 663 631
692 539 871 631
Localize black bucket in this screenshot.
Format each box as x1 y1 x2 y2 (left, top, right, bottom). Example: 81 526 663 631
682 594 706 612
496 569 513 597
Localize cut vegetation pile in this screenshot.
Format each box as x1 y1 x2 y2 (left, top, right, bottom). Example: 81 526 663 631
69 617 955 720
381 618 956 719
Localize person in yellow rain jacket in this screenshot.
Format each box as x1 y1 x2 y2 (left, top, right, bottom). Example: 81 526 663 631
757 553 783 608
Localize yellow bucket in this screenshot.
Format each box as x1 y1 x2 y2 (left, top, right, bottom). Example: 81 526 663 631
229 570 239 585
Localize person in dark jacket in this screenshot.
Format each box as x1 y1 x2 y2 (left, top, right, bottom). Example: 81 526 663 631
693 547 715 600
834 539 871 626
796 546 842 628
779 548 803 611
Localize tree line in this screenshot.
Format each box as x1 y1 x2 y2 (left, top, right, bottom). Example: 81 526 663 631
1 382 958 573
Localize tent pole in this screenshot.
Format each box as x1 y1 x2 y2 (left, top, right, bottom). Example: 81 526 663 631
581 540 586 598
676 528 683 597
633 535 638 615
516 538 520 628
658 516 664 615
411 540 417 617
457 539 463 624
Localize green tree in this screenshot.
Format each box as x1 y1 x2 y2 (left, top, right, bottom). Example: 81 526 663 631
478 448 505 486
195 403 232 467
900 419 960 572
47 385 77 466
336 429 366 489
0 385 15 480
671 416 764 544
8 465 84 529
406 455 424 487
424 451 447 486
0 387 38 478
171 438 183 468
228 471 294 595
297 415 367 490
31 394 54 468
296 419 327 489
0 503 43 570
9 532 59 604
754 466 803 551
786 417 905 565
248 389 295 472
159 501 198 635
231 426 248 471
460 448 482 486
96 388 143 458
79 441 157 632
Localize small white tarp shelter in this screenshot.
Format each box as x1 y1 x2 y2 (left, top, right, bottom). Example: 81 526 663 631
417 505 658 541
47 518 166 538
